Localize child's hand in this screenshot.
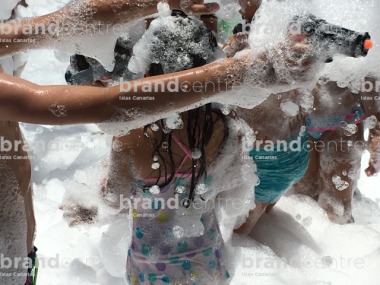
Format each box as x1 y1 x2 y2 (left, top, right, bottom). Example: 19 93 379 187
170 0 220 16
59 201 99 227
269 39 317 85
223 32 250 58
239 39 316 90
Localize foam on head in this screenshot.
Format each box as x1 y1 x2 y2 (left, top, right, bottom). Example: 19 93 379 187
128 14 225 75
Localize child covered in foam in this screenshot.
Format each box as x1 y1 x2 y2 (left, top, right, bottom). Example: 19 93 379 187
62 10 259 284
119 12 260 284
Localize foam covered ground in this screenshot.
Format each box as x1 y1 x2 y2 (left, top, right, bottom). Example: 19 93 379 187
14 0 380 284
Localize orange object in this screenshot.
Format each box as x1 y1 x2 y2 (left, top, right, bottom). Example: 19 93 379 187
364 39 374 49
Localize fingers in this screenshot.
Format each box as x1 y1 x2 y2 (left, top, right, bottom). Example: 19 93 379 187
235 32 249 45
365 165 375 177
223 33 250 58
289 42 310 54
285 42 315 67
62 211 82 227
60 203 98 227
371 133 379 152
288 33 308 43
189 3 219 15
69 220 83 227
171 0 219 16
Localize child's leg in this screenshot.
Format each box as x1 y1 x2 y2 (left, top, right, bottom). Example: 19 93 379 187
317 124 364 224
233 201 271 235
265 202 276 213
292 136 320 200
25 184 36 253
101 136 133 208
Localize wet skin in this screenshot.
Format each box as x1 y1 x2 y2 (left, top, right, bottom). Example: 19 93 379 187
294 81 379 224
0 121 34 252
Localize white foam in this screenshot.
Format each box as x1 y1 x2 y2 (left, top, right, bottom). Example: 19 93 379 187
0 0 20 20
7 1 380 285
280 99 300 116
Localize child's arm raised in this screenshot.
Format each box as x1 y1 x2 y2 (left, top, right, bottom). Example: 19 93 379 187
0 60 229 125
0 0 219 57
0 40 314 125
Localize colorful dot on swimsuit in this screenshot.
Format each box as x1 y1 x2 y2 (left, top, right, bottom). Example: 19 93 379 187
215 249 220 259
159 243 171 255
177 241 188 252
182 260 192 270
139 273 145 282
148 273 157 282
193 236 205 247
135 227 143 239
202 247 213 257
132 209 139 220
142 244 152 256
168 256 180 264
162 276 170 283
157 212 168 223
141 190 152 198
191 271 200 279
207 229 216 241
155 262 166 271
209 260 216 269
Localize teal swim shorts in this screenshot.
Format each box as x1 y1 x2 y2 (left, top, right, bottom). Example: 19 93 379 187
249 129 310 204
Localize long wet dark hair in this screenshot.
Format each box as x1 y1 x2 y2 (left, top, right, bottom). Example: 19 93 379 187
140 11 228 208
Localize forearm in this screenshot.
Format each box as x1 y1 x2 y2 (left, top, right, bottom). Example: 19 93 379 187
1 0 179 56
0 42 312 125
0 59 232 125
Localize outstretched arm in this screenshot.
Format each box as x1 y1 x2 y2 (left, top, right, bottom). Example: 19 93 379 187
0 0 219 57
0 38 314 125
0 59 231 125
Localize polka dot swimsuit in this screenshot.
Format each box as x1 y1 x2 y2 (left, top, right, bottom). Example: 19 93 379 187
125 177 230 285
